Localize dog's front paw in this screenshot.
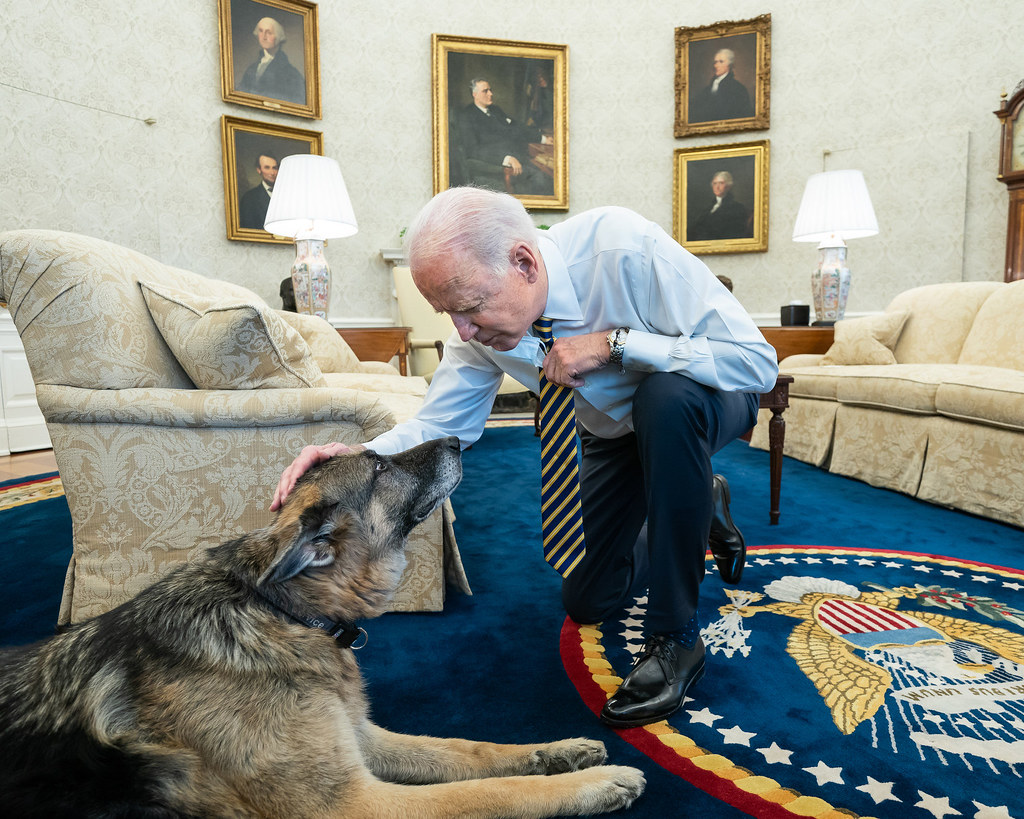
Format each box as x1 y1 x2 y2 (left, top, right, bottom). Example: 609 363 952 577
577 765 646 814
529 738 607 774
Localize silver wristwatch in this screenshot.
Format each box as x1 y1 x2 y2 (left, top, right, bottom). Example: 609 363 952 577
606 327 628 373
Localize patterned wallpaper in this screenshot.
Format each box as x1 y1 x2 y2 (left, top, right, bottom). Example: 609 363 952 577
1 0 1020 324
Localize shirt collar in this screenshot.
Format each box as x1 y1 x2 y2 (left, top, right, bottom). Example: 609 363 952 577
537 233 582 323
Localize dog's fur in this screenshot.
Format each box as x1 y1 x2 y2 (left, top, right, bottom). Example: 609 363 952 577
0 437 644 818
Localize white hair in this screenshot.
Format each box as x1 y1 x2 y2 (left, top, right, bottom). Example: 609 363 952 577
715 48 735 66
712 171 734 185
405 187 537 280
253 17 286 45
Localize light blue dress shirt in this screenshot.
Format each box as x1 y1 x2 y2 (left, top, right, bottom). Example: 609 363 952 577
367 206 778 454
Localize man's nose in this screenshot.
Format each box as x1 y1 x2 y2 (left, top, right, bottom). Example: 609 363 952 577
451 315 477 341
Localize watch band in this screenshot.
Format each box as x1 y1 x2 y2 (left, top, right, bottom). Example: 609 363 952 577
607 327 628 373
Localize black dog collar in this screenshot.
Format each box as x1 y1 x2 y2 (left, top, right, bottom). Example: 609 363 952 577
253 589 367 649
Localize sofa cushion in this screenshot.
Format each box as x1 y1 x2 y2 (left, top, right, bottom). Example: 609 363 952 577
887 282 1001 364
831 364 955 413
934 367 1024 432
957 280 1024 372
321 371 429 396
140 281 326 389
783 366 843 400
820 310 910 365
276 310 363 373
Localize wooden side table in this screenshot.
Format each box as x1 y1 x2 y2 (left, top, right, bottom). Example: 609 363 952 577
336 326 411 375
758 325 834 361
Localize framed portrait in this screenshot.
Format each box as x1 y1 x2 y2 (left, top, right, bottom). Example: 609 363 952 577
674 14 770 137
432 34 569 211
673 140 770 255
218 0 321 119
221 115 323 244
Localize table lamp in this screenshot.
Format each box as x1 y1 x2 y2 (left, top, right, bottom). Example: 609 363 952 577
263 154 358 321
792 169 878 325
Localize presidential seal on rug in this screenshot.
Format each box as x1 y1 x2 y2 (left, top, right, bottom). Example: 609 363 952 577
0 437 644 818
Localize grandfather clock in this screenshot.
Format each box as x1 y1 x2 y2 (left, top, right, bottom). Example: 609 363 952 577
995 80 1024 282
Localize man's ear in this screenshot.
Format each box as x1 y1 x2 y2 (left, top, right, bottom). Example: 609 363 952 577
512 242 539 282
259 511 339 585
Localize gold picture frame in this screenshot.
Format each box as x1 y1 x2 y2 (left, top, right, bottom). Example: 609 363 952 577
221 115 323 244
218 0 321 119
675 14 770 137
673 140 769 255
432 34 569 211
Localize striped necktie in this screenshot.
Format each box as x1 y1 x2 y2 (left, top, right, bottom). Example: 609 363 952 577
533 317 586 577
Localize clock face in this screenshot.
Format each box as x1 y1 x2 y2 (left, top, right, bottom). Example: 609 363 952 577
1014 119 1024 172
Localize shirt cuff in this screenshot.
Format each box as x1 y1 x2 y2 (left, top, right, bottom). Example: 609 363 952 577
622 329 689 373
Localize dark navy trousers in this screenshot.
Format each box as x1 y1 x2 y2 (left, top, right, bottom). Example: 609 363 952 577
561 372 759 634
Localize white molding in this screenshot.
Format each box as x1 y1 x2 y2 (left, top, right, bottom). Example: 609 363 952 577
329 317 397 328
0 309 51 453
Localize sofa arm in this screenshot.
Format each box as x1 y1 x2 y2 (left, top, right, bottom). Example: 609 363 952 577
36 384 398 436
780 353 826 370
36 384 465 624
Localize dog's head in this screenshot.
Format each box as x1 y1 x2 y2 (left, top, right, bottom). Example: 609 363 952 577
248 437 462 622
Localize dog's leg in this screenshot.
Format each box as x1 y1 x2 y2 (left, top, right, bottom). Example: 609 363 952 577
344 766 645 818
359 723 608 784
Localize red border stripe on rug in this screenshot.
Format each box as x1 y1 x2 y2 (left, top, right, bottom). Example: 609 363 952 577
559 616 806 818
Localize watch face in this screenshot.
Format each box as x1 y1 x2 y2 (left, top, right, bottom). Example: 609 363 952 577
1013 118 1024 172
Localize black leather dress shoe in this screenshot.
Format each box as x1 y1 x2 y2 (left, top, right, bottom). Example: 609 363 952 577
709 473 746 584
600 635 705 728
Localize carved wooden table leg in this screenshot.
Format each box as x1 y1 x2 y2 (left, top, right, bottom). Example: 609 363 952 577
758 375 793 525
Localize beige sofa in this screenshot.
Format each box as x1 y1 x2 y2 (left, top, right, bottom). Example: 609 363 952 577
0 229 470 624
751 280 1024 528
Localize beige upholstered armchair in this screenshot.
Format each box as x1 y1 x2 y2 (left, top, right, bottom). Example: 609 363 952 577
0 230 469 625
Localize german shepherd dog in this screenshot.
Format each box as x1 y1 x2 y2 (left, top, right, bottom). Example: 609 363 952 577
0 437 645 818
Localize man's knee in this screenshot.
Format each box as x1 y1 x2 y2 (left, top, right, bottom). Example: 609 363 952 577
633 373 710 433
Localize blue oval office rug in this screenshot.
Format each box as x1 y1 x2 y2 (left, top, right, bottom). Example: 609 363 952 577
2 425 1023 818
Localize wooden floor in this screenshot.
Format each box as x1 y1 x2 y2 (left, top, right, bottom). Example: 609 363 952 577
0 448 58 482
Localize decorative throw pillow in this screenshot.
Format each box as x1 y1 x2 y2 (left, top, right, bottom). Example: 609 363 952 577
139 281 326 389
275 309 362 373
820 310 911 366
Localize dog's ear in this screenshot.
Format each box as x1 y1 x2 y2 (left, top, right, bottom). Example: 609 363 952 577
259 514 338 586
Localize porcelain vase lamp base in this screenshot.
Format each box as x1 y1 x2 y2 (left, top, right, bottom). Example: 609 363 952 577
290 238 331 321
810 243 851 326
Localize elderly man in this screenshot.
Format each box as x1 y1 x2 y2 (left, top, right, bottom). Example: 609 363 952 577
690 48 753 123
272 187 778 727
238 16 305 104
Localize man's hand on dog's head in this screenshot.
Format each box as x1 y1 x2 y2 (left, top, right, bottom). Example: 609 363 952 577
270 442 367 511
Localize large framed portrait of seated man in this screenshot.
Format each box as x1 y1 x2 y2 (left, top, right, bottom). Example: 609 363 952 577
673 140 769 255
218 0 321 119
432 34 568 211
675 14 770 137
221 115 323 244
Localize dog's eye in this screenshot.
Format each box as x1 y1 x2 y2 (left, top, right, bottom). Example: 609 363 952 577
374 459 387 473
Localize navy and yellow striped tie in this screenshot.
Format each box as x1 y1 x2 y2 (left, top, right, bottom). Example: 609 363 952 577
533 317 586 577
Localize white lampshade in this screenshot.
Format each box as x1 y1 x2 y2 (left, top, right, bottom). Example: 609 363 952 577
263 154 358 240
792 169 878 243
